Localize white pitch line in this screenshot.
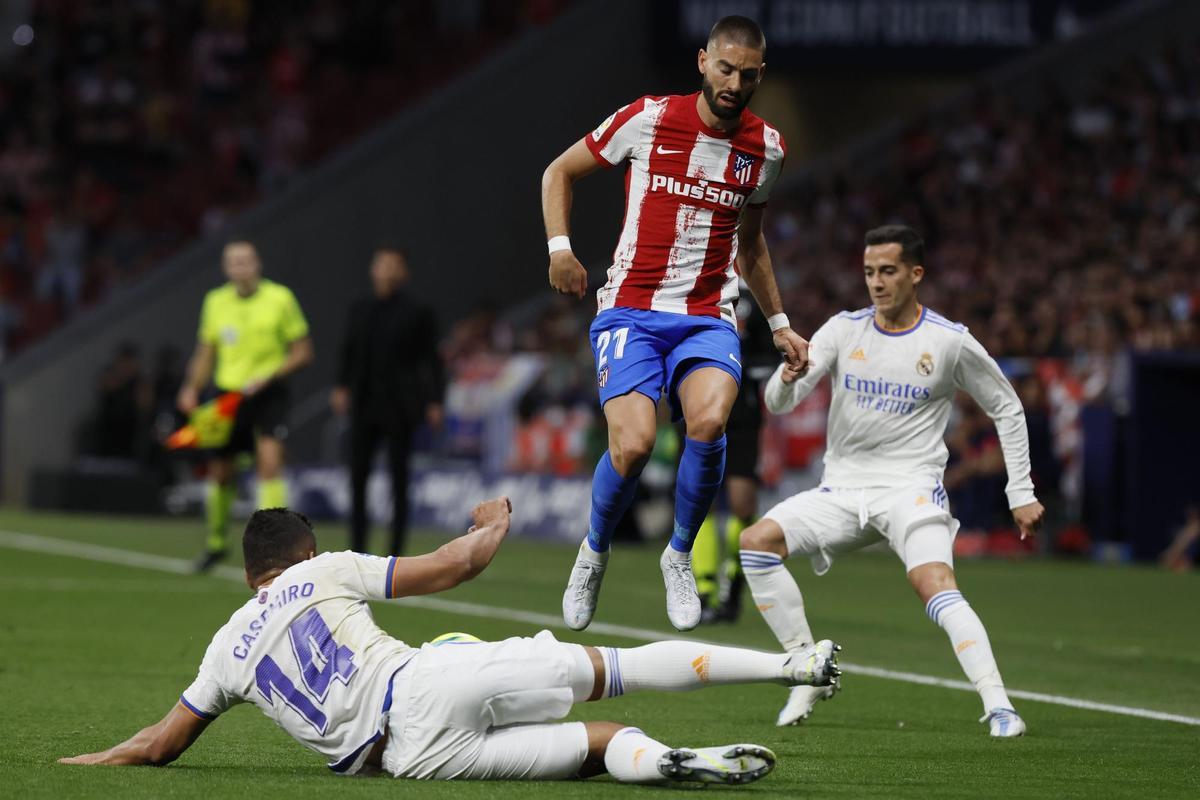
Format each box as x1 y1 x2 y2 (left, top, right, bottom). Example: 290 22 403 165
3 529 1198 728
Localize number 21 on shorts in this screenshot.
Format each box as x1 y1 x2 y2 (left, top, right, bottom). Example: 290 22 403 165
596 327 629 369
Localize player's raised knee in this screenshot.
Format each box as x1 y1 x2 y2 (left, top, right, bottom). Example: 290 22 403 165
740 519 787 558
609 429 655 476
685 410 727 442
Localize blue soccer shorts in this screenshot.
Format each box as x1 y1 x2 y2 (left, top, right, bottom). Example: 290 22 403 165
589 307 742 420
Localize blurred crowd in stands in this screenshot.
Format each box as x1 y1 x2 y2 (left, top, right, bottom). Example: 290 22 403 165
0 0 567 358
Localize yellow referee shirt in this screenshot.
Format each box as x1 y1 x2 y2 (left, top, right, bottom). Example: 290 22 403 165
198 279 309 391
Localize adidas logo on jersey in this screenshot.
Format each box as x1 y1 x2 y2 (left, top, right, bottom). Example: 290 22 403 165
849 348 866 360
649 174 747 209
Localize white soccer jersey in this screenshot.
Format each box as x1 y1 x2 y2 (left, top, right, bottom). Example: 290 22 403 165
584 93 786 324
765 306 1037 508
180 551 416 775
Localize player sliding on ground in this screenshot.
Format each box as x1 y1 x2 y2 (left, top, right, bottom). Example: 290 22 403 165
739 225 1044 736
60 498 840 784
542 15 806 632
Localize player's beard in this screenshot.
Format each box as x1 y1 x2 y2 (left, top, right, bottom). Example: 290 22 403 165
701 76 753 120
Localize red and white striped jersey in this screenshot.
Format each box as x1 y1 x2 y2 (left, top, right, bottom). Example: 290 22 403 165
584 93 786 324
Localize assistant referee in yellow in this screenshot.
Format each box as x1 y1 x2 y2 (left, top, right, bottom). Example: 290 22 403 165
177 240 314 571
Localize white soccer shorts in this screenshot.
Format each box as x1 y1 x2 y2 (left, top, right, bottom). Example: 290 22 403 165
382 630 590 780
763 483 959 574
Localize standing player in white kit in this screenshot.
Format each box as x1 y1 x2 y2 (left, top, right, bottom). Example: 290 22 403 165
738 225 1044 735
60 498 840 785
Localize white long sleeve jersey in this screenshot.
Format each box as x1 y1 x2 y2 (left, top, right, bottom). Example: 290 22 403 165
766 306 1037 509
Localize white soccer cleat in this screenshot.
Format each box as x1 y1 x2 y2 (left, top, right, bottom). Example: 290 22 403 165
562 543 609 631
783 639 841 687
659 548 702 631
657 743 776 785
981 708 1026 737
776 683 838 727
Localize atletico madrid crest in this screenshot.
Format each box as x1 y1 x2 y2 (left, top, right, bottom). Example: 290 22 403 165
598 366 609 388
732 152 756 184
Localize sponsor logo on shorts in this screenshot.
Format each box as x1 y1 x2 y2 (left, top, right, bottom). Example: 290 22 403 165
915 496 929 506
691 652 711 682
917 352 935 376
756 603 775 612
597 366 609 388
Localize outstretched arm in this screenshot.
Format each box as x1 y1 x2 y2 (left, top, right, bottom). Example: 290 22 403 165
389 497 513 597
59 703 210 767
737 206 808 371
542 139 602 299
954 334 1044 539
763 317 837 414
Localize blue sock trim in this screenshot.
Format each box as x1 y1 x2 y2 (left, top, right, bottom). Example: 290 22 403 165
670 435 727 552
588 452 639 553
739 549 784 572
925 590 966 624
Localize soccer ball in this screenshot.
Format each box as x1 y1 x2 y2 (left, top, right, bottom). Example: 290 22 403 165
429 631 483 646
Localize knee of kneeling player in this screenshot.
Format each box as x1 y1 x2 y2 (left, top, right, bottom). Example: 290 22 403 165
740 521 787 558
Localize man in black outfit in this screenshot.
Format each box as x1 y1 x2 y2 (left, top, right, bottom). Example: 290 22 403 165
331 247 444 555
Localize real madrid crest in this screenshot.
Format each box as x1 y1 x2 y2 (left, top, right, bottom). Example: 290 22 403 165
916 352 934 376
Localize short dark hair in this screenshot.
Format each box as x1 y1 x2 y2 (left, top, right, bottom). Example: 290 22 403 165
243 508 316 580
864 225 925 266
708 15 766 51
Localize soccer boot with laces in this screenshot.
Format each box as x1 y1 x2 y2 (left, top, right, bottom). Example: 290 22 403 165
657 743 776 785
660 547 702 631
981 707 1026 737
783 639 841 687
562 542 609 630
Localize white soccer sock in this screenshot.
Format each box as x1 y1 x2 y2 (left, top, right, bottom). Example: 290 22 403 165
603 727 671 783
926 590 1013 713
597 641 789 697
740 550 815 652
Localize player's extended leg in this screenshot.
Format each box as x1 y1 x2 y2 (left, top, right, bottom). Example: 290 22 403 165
661 367 738 630
255 435 287 509
197 456 236 572
563 392 656 630
906 526 1024 737
739 518 839 726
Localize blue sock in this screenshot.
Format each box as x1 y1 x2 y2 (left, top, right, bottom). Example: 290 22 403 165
587 451 640 553
670 436 726 552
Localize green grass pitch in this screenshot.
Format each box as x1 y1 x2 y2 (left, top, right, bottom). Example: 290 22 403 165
1 509 1197 798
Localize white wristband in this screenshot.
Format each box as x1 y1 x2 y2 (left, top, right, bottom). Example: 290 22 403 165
767 313 790 332
547 235 572 255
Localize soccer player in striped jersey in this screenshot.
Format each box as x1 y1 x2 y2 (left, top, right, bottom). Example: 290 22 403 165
60 498 840 785
542 16 806 632
739 225 1045 736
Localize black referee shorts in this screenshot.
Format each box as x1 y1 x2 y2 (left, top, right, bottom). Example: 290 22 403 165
215 381 290 456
